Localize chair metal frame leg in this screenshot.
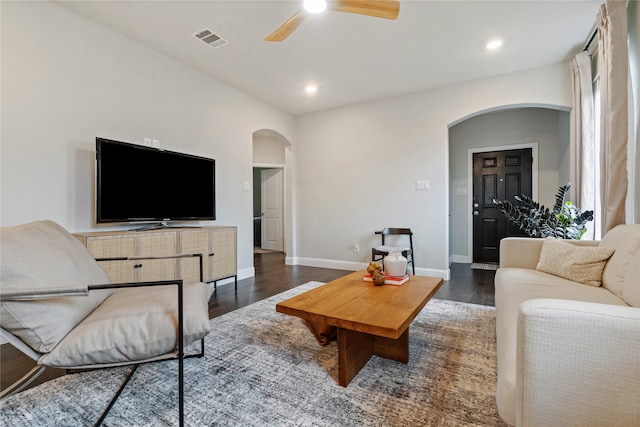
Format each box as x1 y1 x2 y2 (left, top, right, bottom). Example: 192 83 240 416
89 252 208 427
213 274 238 293
88 280 187 427
86 336 206 427
94 364 140 427
0 365 47 399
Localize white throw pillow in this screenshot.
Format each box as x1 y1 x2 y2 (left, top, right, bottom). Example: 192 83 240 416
536 237 615 287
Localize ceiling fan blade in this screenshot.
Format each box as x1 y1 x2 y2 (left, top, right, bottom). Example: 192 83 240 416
330 0 400 20
265 10 306 42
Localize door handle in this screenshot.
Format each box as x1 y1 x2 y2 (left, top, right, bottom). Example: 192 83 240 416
473 211 479 215
473 202 479 208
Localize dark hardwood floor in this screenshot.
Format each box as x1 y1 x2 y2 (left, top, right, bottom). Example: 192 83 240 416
1 252 496 394
436 261 497 306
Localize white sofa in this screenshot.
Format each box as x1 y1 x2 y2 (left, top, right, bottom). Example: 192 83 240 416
494 224 640 426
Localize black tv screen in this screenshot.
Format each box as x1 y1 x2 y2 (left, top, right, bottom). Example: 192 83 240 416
96 138 215 223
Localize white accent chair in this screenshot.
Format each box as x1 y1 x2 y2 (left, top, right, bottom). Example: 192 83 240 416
0 220 214 426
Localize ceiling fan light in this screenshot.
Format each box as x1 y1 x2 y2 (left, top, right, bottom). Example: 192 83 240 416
304 0 327 14
486 39 503 50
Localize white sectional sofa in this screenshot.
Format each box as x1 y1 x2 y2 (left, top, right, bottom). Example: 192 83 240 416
494 224 640 426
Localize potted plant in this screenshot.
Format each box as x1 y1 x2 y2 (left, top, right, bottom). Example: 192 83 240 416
493 183 594 239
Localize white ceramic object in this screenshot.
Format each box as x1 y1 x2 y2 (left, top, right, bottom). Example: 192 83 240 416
384 252 408 277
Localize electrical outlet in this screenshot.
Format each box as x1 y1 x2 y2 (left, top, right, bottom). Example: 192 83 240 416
354 243 360 253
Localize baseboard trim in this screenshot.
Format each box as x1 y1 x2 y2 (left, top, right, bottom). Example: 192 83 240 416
292 257 366 271
210 267 254 288
450 254 471 264
291 257 450 280
238 267 255 280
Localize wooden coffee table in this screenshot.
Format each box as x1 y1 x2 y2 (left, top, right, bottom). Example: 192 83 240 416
276 270 444 386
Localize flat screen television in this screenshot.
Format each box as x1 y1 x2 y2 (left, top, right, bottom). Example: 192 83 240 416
96 137 215 224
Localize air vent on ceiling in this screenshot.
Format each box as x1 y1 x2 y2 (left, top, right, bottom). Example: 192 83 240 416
193 28 229 50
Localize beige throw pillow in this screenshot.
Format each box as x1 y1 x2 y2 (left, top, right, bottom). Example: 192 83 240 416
536 237 615 287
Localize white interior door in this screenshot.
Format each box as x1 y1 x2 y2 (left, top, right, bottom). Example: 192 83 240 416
261 168 284 251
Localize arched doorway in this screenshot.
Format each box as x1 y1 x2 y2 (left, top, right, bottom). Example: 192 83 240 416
252 129 293 259
448 105 571 265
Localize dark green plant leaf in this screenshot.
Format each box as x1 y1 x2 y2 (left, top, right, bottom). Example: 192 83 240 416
553 184 570 214
494 183 594 240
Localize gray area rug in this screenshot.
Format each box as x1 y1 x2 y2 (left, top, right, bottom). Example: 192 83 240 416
0 282 506 426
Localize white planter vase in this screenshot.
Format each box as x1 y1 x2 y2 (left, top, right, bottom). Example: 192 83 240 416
384 252 408 277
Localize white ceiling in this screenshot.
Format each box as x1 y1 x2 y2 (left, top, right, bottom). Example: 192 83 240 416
57 0 602 116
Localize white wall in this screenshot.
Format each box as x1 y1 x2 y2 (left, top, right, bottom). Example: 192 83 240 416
2 2 597 283
295 63 573 279
0 1 295 279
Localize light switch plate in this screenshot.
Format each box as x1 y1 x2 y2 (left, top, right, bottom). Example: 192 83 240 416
416 180 430 190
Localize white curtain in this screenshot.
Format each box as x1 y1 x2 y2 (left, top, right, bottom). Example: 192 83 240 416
593 77 603 239
597 0 629 234
570 51 597 239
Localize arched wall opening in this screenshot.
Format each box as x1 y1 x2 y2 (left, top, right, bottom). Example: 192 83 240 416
447 104 571 263
252 129 294 261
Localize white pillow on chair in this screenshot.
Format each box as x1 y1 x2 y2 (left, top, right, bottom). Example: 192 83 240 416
40 282 214 367
0 220 113 353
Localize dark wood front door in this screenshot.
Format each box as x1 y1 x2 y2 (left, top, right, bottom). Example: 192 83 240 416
472 148 532 263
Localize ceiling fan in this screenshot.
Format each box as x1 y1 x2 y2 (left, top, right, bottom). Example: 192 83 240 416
265 0 400 42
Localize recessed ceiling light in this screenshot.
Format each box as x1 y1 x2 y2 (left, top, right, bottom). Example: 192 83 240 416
486 39 503 50
305 84 318 94
304 0 327 14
